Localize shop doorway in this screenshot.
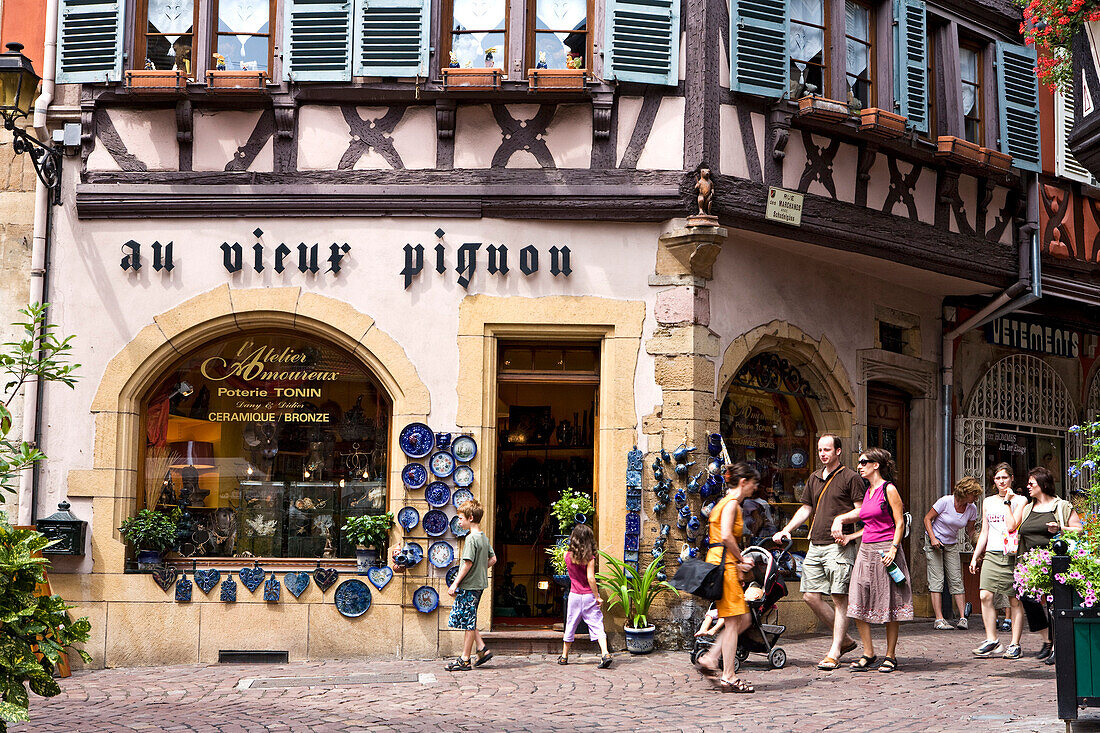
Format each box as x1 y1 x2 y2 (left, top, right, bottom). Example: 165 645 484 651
867 384 911 559
492 341 600 627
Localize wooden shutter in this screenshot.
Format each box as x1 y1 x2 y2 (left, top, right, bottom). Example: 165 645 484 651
56 0 124 83
284 0 354 82
996 41 1040 172
605 0 680 86
893 0 927 133
353 0 429 77
1056 86 1093 183
729 0 788 98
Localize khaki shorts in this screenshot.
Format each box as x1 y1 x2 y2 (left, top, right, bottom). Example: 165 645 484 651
923 536 964 595
800 541 858 596
978 551 1016 595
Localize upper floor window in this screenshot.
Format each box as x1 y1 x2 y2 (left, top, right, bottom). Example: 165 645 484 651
213 0 275 73
844 0 873 108
136 0 199 75
790 0 827 96
528 0 590 70
446 0 507 69
960 42 983 145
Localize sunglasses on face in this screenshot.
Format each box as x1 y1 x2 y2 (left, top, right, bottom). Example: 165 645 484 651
858 459 875 465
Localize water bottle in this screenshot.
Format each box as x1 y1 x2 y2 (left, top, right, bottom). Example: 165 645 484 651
879 550 906 584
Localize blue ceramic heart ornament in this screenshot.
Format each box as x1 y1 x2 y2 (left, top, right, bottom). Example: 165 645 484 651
314 567 339 592
367 565 393 591
284 572 310 598
239 566 265 592
194 568 220 594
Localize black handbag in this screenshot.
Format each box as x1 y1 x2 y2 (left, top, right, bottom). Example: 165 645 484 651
671 545 727 601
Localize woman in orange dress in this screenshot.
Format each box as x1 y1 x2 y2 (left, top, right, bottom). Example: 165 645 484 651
696 461 759 692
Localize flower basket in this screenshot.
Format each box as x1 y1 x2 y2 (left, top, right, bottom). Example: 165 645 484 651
527 68 587 91
124 69 188 94
935 135 984 166
857 108 908 141
205 70 268 92
980 148 1013 173
442 68 505 91
796 95 852 124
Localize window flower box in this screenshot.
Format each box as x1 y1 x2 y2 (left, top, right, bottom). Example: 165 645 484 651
205 70 268 92
796 95 852 124
124 69 188 94
935 135 984 166
442 68 505 91
527 68 587 91
980 148 1013 173
857 108 907 141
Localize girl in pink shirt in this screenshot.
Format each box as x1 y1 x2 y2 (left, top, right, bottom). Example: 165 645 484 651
559 524 613 669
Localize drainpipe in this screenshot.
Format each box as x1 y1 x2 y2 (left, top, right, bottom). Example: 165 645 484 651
17 0 59 526
939 172 1042 496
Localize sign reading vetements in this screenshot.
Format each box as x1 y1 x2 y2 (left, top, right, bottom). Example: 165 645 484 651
765 187 804 227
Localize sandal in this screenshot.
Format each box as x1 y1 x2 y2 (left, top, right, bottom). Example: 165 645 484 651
598 654 613 669
816 656 840 671
557 655 569 665
850 654 878 671
474 648 493 667
718 678 755 693
877 657 898 673
695 658 719 676
445 657 472 672
839 639 858 657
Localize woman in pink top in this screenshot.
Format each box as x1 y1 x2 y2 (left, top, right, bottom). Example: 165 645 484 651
559 524 612 668
831 447 913 673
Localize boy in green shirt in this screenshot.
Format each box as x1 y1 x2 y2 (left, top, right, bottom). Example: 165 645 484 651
445 498 496 671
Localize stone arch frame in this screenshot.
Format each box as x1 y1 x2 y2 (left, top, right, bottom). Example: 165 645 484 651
72 285 430 574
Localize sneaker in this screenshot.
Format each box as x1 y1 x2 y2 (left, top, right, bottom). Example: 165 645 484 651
1002 644 1022 659
934 619 953 630
1035 642 1053 660
955 617 969 630
973 640 1004 657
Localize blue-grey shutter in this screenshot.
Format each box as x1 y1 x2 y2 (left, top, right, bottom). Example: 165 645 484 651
996 41 1040 172
605 0 680 86
353 0 430 77
729 0 788 98
283 0 353 82
56 0 124 83
893 0 927 132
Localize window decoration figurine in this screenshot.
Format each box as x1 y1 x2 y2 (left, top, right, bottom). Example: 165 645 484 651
145 57 156 70
536 51 548 69
565 50 583 69
484 47 497 67
213 52 227 71
449 51 461 68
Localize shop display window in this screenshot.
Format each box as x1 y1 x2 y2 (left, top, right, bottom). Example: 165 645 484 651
140 332 391 559
985 428 1065 497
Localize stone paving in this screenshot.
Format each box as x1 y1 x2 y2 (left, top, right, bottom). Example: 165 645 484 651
16 622 1100 733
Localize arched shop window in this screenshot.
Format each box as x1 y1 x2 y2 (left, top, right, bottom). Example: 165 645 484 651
720 353 818 549
141 332 392 559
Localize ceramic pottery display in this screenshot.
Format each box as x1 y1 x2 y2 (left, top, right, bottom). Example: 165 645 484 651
429 540 455 568
423 510 448 537
399 423 434 458
401 463 428 490
284 571 310 598
398 506 420 531
627 446 644 471
152 564 178 592
435 432 452 449
334 578 372 617
175 574 193 603
451 488 474 510
239 566 265 592
367 565 393 590
425 482 451 508
453 465 474 487
412 585 439 613
450 515 469 538
220 576 237 602
626 512 641 534
446 566 460 586
314 567 339 592
450 435 477 463
429 451 456 478
405 542 424 565
195 568 220 594
263 573 281 602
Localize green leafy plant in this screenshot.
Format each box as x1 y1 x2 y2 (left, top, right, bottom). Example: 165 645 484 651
1015 0 1100 89
595 551 678 629
342 512 394 549
549 487 594 534
118 507 180 553
545 540 567 575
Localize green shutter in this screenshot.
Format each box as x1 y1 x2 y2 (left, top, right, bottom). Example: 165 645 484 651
353 0 430 77
605 0 680 86
996 41 1040 172
729 0 788 98
56 0 124 83
894 0 927 133
284 0 353 82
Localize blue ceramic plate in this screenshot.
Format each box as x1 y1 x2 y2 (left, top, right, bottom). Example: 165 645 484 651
429 451 456 478
429 540 455 568
451 435 477 463
402 463 428 490
423 509 449 537
399 423 435 458
446 566 460 586
405 542 424 565
398 506 420 531
413 585 439 613
450 515 469 538
453 465 474 488
333 578 372 617
451 488 474 511
790 451 807 468
425 482 451 509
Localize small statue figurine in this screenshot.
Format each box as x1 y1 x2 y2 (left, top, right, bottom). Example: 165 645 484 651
536 51 548 69
565 53 584 70
213 52 227 71
484 47 497 68
145 57 156 70
449 51 460 68
688 167 718 226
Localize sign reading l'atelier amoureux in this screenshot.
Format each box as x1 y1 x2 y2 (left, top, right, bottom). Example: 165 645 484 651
118 228 574 290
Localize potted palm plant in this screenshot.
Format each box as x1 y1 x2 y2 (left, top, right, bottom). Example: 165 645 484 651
119 507 181 568
596 551 678 654
342 512 394 571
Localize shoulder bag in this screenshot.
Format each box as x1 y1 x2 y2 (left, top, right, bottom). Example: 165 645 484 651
879 483 912 539
671 544 727 600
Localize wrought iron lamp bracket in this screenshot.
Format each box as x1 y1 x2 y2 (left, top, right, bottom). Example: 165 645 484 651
5 120 62 204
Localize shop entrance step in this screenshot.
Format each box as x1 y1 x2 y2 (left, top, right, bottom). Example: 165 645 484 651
482 628 595 655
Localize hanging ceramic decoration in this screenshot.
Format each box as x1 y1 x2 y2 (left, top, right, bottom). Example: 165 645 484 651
423 510 448 537
398 506 420 532
334 578 373 617
194 568 221 594
451 435 477 463
175 573 193 603
790 450 807 468
412 585 439 613
239 566 265 592
405 542 424 565
453 465 474 488
399 423 435 458
314 567 340 592
402 463 429 490
429 541 455 568
220 576 237 602
450 515 469 538
263 573 281 602
284 571 310 598
429 450 456 478
445 566 461 586
152 564 178 592
367 565 393 591
425 482 451 508
451 488 474 510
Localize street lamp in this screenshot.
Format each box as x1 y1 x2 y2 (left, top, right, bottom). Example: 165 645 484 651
0 42 61 203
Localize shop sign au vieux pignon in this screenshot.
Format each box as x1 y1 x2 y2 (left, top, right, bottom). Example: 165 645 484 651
118 228 574 289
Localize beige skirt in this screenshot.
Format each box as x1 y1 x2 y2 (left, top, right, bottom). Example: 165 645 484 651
848 540 914 624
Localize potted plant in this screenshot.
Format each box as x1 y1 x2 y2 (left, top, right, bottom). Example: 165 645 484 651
545 539 569 587
342 512 394 571
935 135 984 166
796 94 852 123
596 551 678 654
857 108 908 141
119 507 181 568
549 487 594 535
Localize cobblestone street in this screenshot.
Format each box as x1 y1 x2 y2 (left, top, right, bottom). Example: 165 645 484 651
17 623 1100 732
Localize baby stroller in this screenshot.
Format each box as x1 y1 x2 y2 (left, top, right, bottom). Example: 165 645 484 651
690 540 789 672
